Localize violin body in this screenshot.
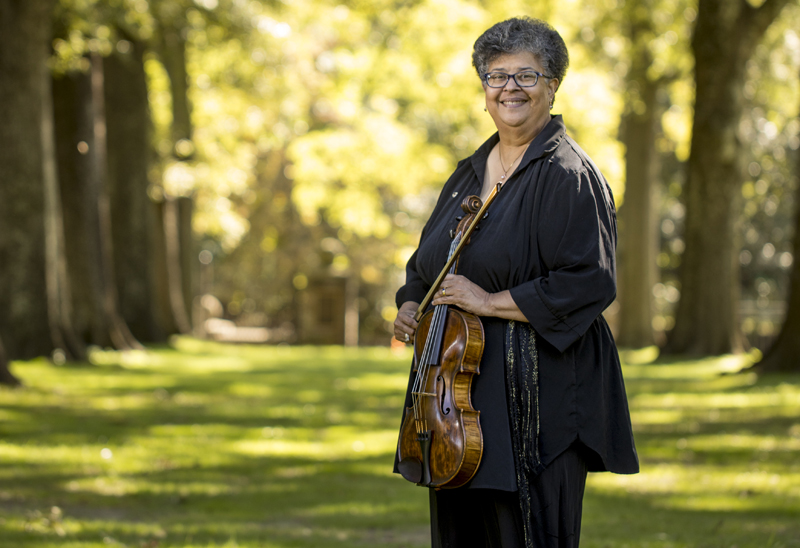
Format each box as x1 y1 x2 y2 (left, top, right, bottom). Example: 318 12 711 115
396 306 485 489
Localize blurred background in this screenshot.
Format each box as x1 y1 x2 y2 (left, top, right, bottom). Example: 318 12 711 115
2 0 800 375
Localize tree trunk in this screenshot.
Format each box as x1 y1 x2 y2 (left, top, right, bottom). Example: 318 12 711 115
151 199 182 336
178 196 196 328
615 35 660 349
104 38 166 343
0 0 55 359
757 69 800 373
42 61 86 361
52 58 141 351
0 337 22 387
163 197 192 334
158 21 193 157
53 70 99 343
90 53 143 350
667 0 791 355
155 16 196 332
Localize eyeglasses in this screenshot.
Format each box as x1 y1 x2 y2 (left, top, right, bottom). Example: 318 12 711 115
483 71 551 88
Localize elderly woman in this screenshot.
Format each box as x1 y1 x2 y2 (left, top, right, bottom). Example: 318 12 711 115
392 17 638 548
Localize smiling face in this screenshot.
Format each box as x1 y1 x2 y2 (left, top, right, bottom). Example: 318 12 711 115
483 51 559 140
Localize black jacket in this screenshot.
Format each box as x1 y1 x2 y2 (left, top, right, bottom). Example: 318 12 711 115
395 115 639 490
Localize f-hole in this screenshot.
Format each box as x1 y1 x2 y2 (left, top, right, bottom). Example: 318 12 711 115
437 375 450 415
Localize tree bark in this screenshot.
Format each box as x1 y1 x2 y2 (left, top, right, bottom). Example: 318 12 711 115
52 58 141 350
0 0 55 359
155 15 196 332
104 38 166 343
151 199 182 335
757 69 800 373
615 26 660 349
158 21 193 157
667 0 792 355
163 197 192 334
178 196 195 328
0 337 22 387
42 62 86 361
90 53 143 350
53 70 100 343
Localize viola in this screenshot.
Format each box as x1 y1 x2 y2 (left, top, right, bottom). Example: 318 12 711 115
396 186 501 489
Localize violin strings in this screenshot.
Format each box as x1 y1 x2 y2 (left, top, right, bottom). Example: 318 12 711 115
418 237 456 414
411 234 460 429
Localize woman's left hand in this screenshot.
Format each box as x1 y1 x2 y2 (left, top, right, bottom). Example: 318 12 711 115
432 273 494 316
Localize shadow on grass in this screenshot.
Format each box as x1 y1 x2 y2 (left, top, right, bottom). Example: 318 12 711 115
2 341 799 547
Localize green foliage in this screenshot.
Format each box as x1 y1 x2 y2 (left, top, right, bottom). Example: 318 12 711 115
2 342 800 546
52 0 155 72
177 0 634 332
50 0 800 343
736 4 800 341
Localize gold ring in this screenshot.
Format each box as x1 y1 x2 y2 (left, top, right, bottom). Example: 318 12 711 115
442 288 446 297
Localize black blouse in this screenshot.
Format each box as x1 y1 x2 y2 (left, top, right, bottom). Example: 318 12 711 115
395 115 639 490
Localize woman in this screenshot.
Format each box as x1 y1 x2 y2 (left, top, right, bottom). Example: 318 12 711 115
392 17 638 548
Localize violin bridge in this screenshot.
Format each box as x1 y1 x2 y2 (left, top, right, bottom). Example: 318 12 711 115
412 391 437 397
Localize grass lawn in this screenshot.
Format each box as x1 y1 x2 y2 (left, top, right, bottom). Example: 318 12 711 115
1 338 799 547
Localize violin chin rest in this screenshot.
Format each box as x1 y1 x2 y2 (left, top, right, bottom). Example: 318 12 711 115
397 458 423 484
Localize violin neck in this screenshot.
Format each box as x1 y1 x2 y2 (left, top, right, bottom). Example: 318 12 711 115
413 183 501 322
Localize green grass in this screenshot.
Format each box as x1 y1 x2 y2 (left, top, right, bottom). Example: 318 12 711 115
1 339 799 547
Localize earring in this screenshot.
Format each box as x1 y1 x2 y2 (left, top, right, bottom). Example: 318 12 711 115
484 107 487 112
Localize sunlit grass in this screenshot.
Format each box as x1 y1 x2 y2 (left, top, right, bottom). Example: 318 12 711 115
1 340 799 547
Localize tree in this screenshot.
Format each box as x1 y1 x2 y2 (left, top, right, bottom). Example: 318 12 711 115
153 4 196 334
43 47 86 362
0 338 22 387
0 0 62 361
758 66 800 372
52 55 142 350
104 37 166 342
612 0 673 348
51 0 201 345
668 0 793 355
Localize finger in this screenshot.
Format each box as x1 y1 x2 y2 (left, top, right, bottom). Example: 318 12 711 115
395 330 414 343
401 311 419 328
394 317 417 334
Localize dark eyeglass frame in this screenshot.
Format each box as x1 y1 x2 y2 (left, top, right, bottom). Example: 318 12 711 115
483 70 552 88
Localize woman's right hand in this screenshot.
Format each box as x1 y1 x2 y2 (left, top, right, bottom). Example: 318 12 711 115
393 301 419 344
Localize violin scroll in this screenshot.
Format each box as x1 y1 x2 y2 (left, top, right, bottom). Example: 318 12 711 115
461 195 483 215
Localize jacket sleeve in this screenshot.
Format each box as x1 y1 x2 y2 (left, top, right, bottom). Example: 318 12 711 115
508 162 617 353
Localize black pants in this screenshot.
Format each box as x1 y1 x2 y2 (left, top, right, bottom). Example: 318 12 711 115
430 445 588 548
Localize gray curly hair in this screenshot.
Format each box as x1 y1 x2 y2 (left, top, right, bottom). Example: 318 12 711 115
472 17 569 89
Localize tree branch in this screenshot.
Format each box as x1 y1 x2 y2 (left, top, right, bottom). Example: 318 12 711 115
737 0 793 51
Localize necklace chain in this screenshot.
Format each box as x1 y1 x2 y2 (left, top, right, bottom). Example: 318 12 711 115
498 145 528 183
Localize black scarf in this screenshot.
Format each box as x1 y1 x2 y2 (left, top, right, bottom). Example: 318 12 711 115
504 320 543 548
